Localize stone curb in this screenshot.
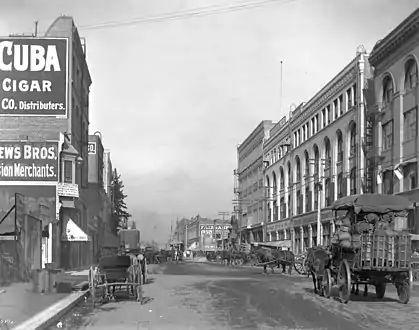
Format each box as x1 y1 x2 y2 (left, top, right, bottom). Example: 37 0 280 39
12 290 89 330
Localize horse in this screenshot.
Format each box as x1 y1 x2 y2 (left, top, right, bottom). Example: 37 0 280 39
306 247 330 295
219 249 232 266
251 248 278 274
272 249 295 275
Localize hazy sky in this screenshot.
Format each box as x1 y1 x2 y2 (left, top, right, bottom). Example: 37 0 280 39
1 0 418 240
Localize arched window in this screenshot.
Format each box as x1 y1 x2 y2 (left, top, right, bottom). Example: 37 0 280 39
272 172 277 191
350 124 357 156
287 163 292 187
337 130 343 162
350 168 356 195
304 151 310 176
325 138 331 169
296 157 301 182
280 168 285 190
405 59 418 91
338 173 344 198
382 75 394 105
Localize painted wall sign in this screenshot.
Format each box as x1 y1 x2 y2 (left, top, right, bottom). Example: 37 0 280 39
88 142 96 155
364 115 374 193
0 141 59 182
0 38 69 116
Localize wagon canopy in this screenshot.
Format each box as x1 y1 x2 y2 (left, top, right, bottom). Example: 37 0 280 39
331 194 413 214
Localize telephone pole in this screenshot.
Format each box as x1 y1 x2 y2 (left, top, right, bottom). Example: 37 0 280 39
218 211 230 249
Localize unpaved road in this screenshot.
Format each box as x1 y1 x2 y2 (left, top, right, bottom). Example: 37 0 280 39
55 261 419 330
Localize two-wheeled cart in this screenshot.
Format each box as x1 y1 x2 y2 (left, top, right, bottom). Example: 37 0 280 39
88 255 144 307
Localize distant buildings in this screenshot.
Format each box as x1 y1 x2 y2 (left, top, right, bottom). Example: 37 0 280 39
173 215 231 251
233 121 275 244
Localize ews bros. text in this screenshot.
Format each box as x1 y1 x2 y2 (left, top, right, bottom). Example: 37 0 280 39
0 145 57 160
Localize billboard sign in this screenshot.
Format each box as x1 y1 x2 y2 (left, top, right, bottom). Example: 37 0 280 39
0 37 69 116
0 141 59 182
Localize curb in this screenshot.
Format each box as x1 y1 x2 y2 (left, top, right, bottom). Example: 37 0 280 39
12 290 89 330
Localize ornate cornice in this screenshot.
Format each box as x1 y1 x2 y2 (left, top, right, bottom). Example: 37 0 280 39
263 57 359 155
291 60 357 129
370 9 419 67
238 120 274 154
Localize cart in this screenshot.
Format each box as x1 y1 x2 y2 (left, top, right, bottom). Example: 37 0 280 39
251 241 296 274
321 194 414 304
88 254 145 307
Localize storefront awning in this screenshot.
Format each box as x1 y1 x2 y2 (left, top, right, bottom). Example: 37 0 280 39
252 240 292 248
410 234 419 241
62 218 91 242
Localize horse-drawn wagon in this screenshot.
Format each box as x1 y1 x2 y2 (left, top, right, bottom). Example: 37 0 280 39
88 229 147 306
309 194 414 304
250 241 301 274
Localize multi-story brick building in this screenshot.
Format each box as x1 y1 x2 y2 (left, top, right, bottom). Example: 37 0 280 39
263 50 371 253
0 16 93 269
369 8 419 198
234 120 275 244
368 8 419 245
82 133 114 263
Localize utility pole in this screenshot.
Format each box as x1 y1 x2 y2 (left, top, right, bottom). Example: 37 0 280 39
218 211 230 250
184 220 188 253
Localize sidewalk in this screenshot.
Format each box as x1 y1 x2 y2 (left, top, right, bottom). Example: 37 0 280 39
0 282 68 328
0 270 89 328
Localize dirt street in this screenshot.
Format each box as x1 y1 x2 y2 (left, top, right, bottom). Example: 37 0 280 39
54 261 419 330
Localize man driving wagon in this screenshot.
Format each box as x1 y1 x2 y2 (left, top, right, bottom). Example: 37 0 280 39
307 194 414 304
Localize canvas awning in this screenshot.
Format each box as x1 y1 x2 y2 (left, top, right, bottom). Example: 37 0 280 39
410 234 419 241
61 218 91 242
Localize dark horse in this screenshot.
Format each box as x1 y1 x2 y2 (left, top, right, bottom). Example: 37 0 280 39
306 247 330 295
253 248 295 274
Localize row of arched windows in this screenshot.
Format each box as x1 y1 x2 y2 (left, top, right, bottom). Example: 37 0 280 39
266 122 357 220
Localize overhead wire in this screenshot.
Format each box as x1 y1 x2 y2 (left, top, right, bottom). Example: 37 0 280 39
74 0 296 31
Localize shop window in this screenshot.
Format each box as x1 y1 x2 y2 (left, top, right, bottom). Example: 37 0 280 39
63 160 73 184
383 171 393 194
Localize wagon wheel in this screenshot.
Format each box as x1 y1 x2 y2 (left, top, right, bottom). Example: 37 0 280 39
135 264 143 302
375 283 386 299
142 256 148 285
337 259 351 304
322 268 332 299
88 266 98 308
128 264 136 297
293 260 304 275
396 270 413 304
